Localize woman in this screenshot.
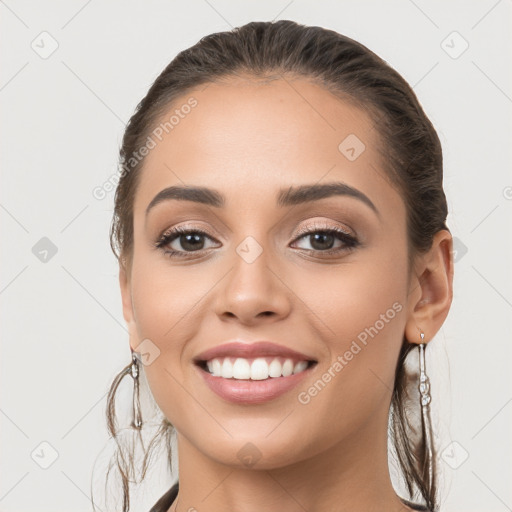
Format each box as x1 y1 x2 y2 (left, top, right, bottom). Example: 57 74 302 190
104 20 453 512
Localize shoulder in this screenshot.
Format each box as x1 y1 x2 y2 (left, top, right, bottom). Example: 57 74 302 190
148 482 179 512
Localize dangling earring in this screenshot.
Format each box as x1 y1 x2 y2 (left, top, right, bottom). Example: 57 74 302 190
127 352 143 430
418 332 434 494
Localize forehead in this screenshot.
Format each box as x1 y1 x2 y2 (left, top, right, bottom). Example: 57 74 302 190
133 76 397 216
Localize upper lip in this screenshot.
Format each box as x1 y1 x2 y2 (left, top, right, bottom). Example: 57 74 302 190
193 341 317 363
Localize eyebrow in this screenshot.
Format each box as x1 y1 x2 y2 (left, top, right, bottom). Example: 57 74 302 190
145 181 379 217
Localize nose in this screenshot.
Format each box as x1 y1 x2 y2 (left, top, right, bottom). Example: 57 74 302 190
213 243 292 326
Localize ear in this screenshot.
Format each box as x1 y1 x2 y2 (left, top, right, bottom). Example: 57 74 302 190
119 262 139 352
404 230 454 344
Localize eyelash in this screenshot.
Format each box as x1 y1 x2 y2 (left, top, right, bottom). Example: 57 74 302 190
154 223 359 259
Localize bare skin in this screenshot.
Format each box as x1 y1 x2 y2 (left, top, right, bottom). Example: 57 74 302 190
119 75 453 512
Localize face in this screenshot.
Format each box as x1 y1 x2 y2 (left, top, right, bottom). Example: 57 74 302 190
120 75 415 469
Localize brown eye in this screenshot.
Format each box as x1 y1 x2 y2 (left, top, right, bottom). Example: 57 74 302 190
291 224 359 255
306 232 336 251
155 227 220 258
172 232 206 252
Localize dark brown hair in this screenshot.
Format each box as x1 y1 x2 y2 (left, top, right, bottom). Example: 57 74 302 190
105 19 449 512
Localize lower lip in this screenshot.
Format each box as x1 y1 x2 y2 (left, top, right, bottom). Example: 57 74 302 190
196 364 314 404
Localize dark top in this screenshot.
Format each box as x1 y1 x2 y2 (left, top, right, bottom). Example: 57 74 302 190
148 482 431 511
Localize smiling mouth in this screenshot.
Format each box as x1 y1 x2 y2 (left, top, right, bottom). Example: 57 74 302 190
196 356 317 380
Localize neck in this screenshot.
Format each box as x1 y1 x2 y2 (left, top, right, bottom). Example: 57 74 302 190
169 404 415 512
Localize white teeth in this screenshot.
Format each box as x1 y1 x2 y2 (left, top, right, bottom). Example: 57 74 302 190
268 358 282 377
282 359 294 377
293 361 308 374
221 358 233 378
205 357 310 379
212 358 222 376
250 358 269 380
232 358 251 379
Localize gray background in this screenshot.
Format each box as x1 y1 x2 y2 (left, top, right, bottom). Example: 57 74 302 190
1 1 511 511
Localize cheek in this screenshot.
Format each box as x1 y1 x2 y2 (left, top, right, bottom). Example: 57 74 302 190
128 259 196 429
127 251 221 420
293 245 409 408
297 253 408 349
129 249 210 343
